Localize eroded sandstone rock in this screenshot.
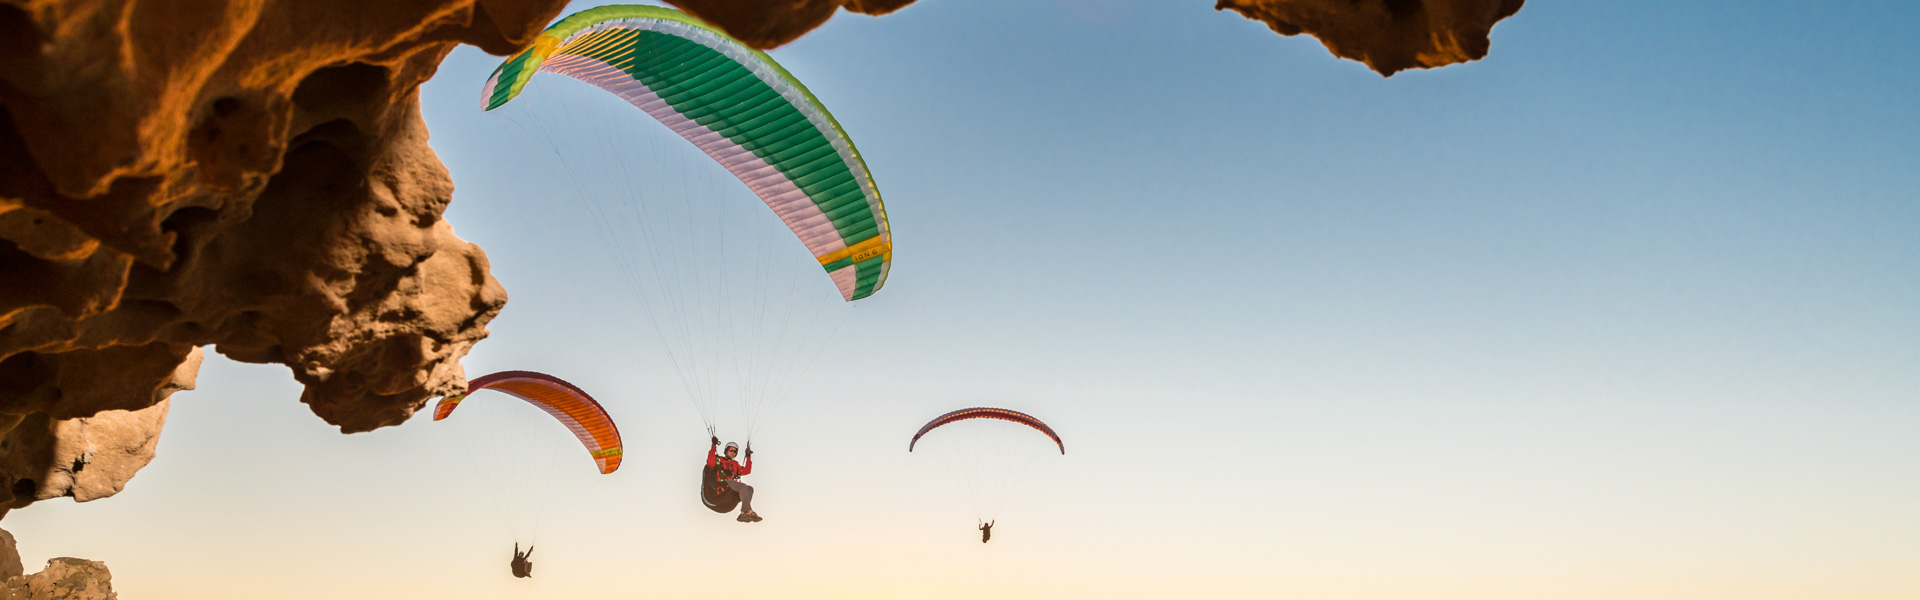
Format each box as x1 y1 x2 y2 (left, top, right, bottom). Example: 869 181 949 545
0 528 20 580
664 0 915 50
0 0 567 512
664 0 1522 76
1 557 115 600
1216 0 1527 75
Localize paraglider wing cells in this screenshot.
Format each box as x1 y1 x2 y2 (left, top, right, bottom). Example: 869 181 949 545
480 5 892 301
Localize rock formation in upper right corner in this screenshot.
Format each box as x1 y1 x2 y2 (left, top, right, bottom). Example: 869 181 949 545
1216 0 1527 75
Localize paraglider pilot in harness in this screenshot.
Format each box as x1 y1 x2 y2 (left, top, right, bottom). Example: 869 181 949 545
510 543 533 578
979 520 994 543
710 436 761 522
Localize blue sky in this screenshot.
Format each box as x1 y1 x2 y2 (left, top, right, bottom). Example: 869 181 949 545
9 1 1918 598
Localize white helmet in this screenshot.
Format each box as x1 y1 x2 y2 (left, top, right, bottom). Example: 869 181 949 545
724 442 739 453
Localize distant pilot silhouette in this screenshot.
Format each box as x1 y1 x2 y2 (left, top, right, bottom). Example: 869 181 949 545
510 543 534 578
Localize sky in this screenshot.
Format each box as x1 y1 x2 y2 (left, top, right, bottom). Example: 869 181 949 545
10 1 1920 598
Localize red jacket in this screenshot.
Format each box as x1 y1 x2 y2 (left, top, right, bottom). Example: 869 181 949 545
707 445 751 480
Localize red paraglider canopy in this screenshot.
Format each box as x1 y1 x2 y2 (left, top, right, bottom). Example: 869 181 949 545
909 407 1064 454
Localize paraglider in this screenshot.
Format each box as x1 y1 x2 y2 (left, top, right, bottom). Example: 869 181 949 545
707 437 761 522
911 407 1065 542
480 3 890 302
910 408 1065 455
434 370 622 576
510 544 534 579
435 370 625 474
482 4 894 516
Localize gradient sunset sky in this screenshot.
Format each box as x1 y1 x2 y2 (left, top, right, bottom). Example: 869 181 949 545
11 1 1919 598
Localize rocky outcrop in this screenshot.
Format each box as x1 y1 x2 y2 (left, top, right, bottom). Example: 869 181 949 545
664 0 915 50
2 558 115 600
0 528 20 580
0 0 568 512
663 0 1523 75
1216 0 1527 75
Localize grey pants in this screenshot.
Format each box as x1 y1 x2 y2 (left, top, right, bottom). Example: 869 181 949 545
726 480 754 513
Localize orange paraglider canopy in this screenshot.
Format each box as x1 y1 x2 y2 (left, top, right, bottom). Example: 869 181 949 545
435 370 623 474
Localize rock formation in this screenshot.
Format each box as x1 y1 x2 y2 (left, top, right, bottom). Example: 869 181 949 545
0 0 569 513
2 527 108 599
2 558 116 600
1216 0 1527 75
664 0 916 50
0 528 20 580
661 0 1524 75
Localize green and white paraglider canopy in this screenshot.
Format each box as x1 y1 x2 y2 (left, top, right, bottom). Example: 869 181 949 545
482 4 891 301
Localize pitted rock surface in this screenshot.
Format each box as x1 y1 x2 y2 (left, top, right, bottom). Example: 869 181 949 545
0 0 568 512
